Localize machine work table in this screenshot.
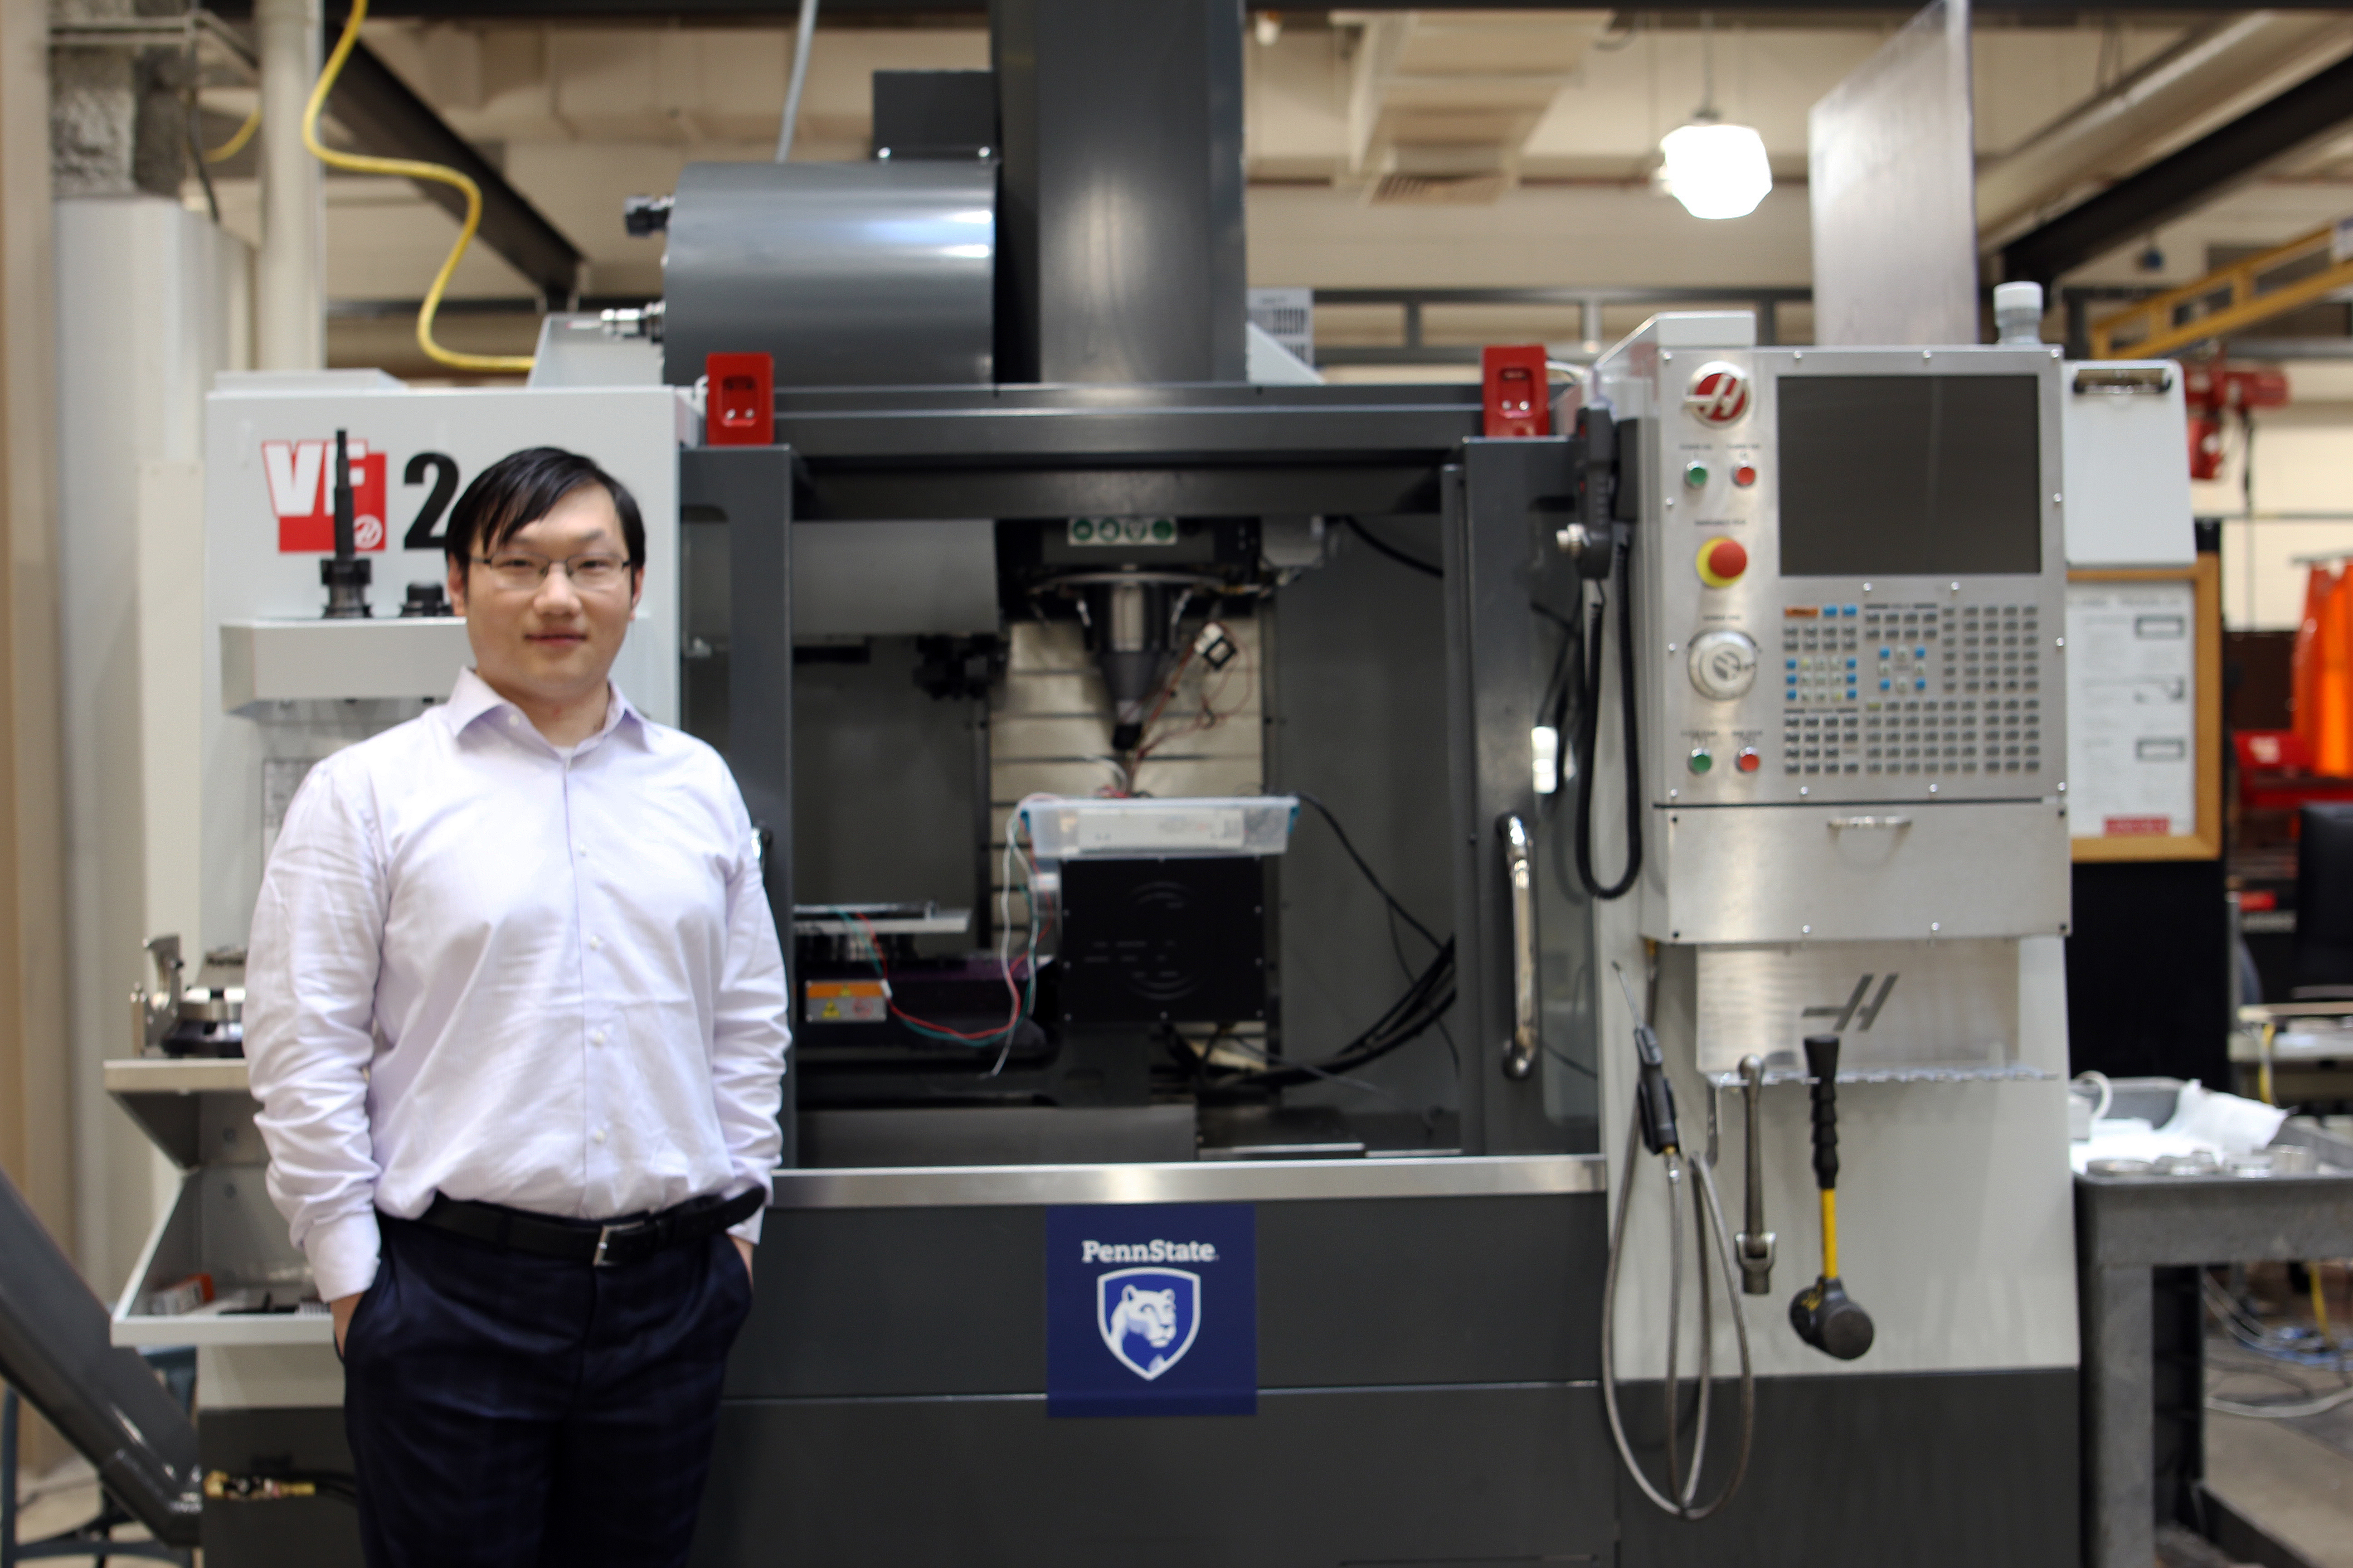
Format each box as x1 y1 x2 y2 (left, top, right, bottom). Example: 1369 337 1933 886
2077 1142 2353 1568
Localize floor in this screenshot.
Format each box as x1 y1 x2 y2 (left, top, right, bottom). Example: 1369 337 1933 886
2202 1262 2353 1568
2206 1402 2353 1568
11 1455 174 1565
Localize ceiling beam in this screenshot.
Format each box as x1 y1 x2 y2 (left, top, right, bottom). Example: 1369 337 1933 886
326 40 584 304
2000 50 2353 286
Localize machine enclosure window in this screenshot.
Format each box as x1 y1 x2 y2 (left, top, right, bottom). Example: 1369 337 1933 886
1776 375 2043 578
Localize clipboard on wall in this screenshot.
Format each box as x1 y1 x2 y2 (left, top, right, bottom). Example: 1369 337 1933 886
2065 558 2221 861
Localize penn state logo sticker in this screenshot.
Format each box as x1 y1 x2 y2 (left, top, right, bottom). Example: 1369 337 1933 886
1097 1267 1201 1381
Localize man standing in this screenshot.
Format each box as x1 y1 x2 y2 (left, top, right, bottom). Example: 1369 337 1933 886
245 446 790 1567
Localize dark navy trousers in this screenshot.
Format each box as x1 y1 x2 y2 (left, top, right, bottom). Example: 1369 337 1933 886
340 1212 754 1568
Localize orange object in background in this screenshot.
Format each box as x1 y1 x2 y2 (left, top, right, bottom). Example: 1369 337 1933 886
2293 562 2353 777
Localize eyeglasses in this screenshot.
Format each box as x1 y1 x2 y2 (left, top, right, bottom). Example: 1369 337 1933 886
471 551 633 593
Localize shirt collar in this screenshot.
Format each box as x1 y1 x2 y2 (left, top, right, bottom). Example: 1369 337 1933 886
443 668 643 752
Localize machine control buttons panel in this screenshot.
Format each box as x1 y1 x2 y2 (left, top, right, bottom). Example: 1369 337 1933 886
1776 601 2046 778
1793 601 2042 700
1782 607 1859 704
1687 629 1760 701
1781 699 2042 777
1696 537 1748 588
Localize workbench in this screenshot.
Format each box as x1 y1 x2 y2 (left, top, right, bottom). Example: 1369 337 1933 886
2077 1120 2353 1568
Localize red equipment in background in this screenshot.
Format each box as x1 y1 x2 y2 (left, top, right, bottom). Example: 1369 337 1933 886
705 352 775 446
2181 361 2287 481
1481 345 1551 438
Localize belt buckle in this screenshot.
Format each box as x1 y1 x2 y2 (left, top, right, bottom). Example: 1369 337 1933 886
592 1216 655 1267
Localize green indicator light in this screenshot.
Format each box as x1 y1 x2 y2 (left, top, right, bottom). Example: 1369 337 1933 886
1688 749 1714 774
1685 462 1709 488
1151 518 1176 542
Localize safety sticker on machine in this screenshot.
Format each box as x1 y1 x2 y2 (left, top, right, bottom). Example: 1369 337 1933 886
1046 1203 1256 1418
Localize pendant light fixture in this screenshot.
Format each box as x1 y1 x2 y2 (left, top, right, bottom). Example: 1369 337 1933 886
1659 15 1772 221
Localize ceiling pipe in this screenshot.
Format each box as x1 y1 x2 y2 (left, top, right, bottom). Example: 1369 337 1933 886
254 0 324 369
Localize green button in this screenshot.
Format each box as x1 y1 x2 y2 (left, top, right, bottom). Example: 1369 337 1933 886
1685 461 1709 488
1688 749 1713 774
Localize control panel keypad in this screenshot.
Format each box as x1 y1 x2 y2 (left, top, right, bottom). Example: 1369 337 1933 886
1779 606 1859 704
1782 698 2043 777
1776 601 2047 781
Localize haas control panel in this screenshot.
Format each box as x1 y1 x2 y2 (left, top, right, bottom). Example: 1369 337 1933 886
1593 315 2071 946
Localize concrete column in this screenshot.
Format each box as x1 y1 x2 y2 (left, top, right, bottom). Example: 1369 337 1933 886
254 0 324 370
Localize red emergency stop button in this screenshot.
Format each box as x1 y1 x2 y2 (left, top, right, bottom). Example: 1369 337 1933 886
1696 536 1748 588
1736 747 1761 773
1734 462 1758 487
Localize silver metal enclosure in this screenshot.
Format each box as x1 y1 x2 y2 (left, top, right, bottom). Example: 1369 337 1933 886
662 161 996 388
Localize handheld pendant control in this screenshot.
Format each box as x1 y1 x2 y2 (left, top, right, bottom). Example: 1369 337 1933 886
1789 1033 1875 1360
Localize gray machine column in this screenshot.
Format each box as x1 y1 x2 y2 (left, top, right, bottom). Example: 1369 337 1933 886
683 445 797 1168
991 0 1247 384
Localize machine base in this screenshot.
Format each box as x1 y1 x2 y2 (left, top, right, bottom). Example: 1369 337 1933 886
1613 1368 2078 1568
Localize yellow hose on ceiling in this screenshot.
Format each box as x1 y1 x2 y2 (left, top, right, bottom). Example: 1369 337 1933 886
205 106 261 163
302 0 534 374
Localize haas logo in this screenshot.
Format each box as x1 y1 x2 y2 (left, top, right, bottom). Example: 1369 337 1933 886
1097 1268 1200 1381
1684 363 1751 427
263 439 388 554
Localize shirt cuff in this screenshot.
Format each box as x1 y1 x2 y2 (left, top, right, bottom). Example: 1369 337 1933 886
728 1209 764 1246
305 1209 383 1301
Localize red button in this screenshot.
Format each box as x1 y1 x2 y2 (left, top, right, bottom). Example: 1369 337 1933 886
1697 537 1748 588
1736 748 1761 773
1734 463 1758 487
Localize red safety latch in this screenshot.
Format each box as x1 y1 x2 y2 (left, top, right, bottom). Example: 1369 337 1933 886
1481 344 1551 438
705 352 775 446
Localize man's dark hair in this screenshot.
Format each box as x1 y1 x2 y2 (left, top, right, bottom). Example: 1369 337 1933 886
443 447 645 571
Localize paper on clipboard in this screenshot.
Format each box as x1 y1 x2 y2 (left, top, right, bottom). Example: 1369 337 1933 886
2065 581 2195 838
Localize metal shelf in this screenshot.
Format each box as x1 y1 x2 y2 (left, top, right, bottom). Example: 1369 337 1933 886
1703 1063 2059 1090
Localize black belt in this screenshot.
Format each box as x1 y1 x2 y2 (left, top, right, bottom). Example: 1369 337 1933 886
414 1188 764 1269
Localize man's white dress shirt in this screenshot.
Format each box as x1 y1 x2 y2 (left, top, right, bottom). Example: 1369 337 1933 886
245 669 791 1302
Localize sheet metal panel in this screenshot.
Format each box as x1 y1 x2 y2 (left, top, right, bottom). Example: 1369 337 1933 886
1807 0 1979 347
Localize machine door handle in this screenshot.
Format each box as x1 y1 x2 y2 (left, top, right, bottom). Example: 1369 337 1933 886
1500 814 1538 1080
1827 814 1911 831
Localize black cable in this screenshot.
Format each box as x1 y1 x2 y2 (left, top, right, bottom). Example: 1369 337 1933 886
1295 792 1443 952
1571 544 1643 899
1340 516 1442 578
1217 940 1456 1090
180 58 222 227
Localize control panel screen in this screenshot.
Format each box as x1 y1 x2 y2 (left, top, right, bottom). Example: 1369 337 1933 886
1777 375 2042 577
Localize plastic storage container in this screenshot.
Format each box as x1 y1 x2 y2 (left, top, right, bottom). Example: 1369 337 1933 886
1021 796 1299 861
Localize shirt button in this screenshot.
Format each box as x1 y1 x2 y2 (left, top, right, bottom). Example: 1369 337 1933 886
590 1028 607 1045
592 1128 607 1145
588 935 602 951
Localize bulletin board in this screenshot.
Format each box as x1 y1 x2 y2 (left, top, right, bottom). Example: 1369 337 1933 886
2065 558 2221 861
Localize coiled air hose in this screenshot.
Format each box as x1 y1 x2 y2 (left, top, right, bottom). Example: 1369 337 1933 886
1599 963 1754 1519
302 0 534 374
